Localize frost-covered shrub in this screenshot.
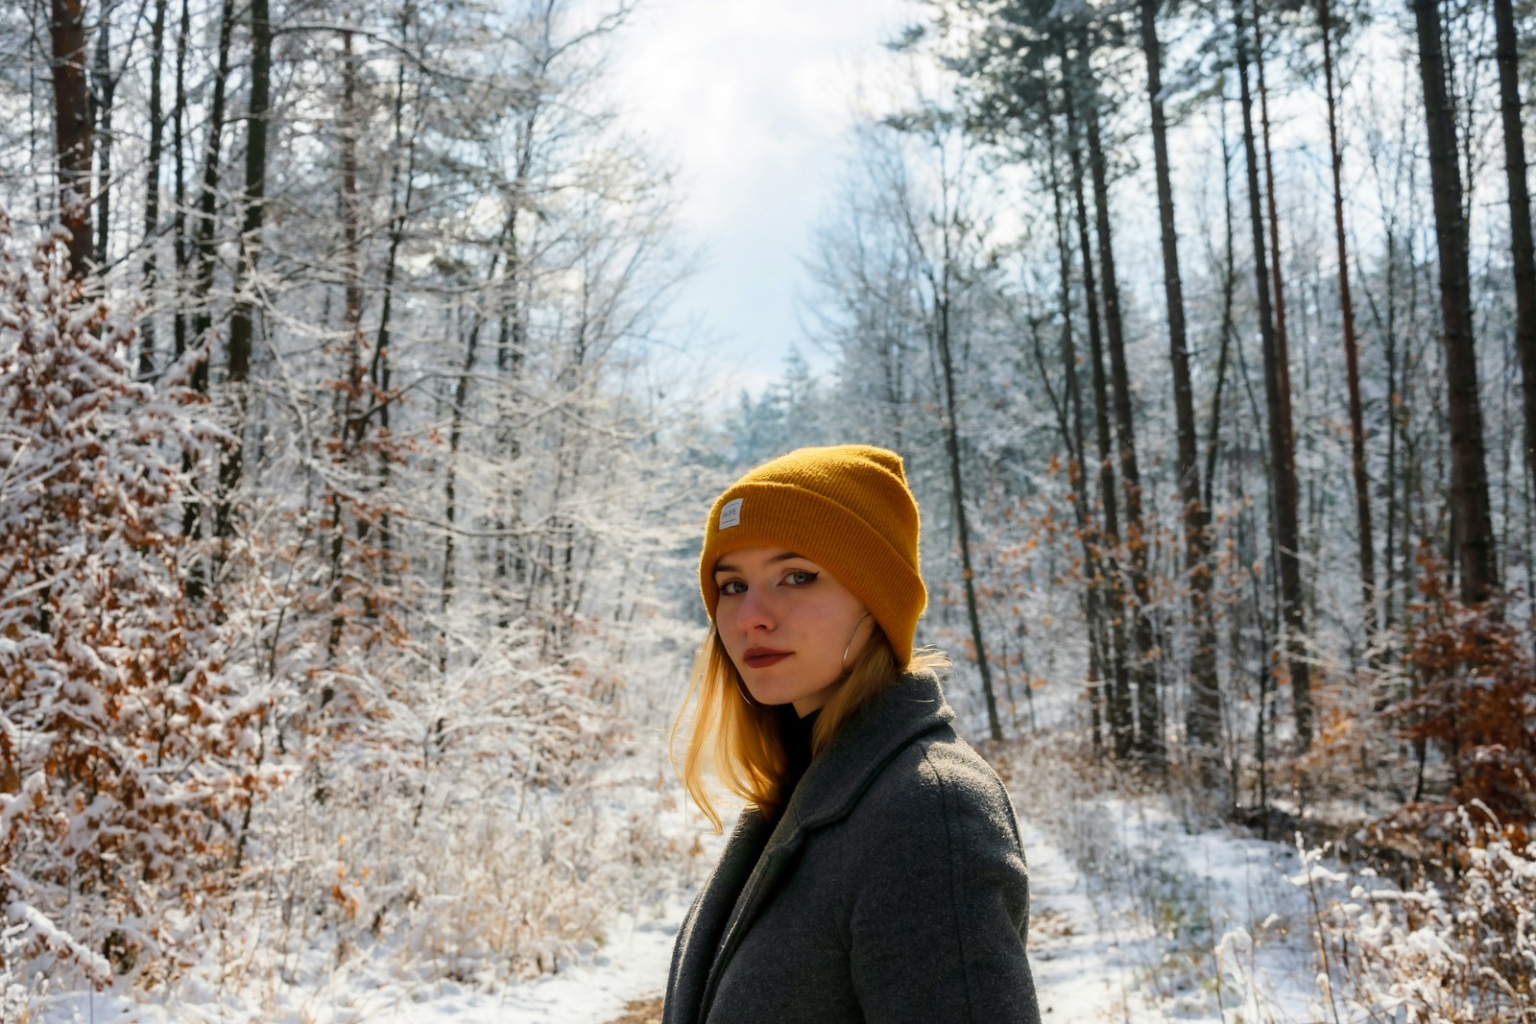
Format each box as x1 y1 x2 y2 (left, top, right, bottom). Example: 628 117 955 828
1299 808 1536 1022
202 604 699 994
0 216 268 983
1394 562 1536 824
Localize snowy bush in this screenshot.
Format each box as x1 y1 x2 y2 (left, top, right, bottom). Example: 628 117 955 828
0 215 270 984
219 618 694 989
1299 808 1536 1022
1395 562 1536 823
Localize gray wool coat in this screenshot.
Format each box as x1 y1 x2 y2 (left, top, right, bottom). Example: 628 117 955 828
662 671 1041 1024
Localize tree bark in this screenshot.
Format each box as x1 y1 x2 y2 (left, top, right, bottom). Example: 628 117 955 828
1412 0 1499 606
936 278 1003 743
1494 0 1536 503
1205 98 1239 514
1235 0 1313 751
215 0 272 544
494 89 542 625
1139 0 1219 752
441 295 487 669
140 0 168 378
1081 37 1162 768
224 0 271 393
49 0 92 280
1381 234 1402 637
1043 75 1107 758
171 0 191 365
366 42 423 593
1319 0 1377 644
91 8 116 269
340 31 363 366
442 269 495 578
1062 58 1133 760
187 0 235 398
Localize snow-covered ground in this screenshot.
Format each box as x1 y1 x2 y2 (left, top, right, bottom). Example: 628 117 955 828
1018 798 1321 1022
24 751 1334 1024
32 901 683 1024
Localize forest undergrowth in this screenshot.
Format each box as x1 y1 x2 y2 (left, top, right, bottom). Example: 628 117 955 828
2 731 705 1022
992 696 1536 1024
995 732 1314 1021
9 0 1536 1017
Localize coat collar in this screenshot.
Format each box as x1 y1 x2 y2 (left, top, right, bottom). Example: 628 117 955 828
781 669 953 834
691 671 953 1020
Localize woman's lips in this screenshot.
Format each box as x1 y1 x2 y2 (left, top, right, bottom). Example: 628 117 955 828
744 649 791 669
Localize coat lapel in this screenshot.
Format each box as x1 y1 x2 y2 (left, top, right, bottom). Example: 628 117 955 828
667 808 773 1024
695 672 954 1019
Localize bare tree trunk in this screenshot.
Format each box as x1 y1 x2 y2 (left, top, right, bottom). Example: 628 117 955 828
187 0 235 398
140 0 168 378
331 35 418 629
1229 289 1276 826
441 292 490 615
1139 0 1219 754
1032 311 1108 753
340 31 363 360
1205 96 1239 513
366 48 421 594
1319 0 1377 644
1082 42 1162 768
91 7 116 268
494 94 542 626
171 0 191 365
171 0 205 572
1494 0 1536 499
936 284 1002 743
49 0 92 280
217 0 272 544
1382 238 1402 636
1063 60 1133 760
1235 0 1313 751
1359 220 1404 640
1255 13 1295 453
1043 78 1107 758
1412 0 1499 606
324 30 367 679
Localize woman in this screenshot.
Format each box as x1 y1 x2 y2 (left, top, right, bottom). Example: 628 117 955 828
664 444 1041 1024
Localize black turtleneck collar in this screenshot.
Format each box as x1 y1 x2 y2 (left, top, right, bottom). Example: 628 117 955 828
778 703 820 806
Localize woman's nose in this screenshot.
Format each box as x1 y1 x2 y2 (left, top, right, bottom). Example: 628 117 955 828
734 588 775 632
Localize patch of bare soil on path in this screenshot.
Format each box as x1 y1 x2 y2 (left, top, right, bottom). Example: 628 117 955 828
604 996 663 1023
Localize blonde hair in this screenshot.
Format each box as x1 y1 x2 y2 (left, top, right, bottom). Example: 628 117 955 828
670 627 950 831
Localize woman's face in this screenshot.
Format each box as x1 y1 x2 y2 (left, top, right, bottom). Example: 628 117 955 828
712 546 874 717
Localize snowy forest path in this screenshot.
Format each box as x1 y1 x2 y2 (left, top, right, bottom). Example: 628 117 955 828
1017 815 1157 1021
572 817 1143 1024
589 808 1160 1024
1007 771 1321 1022
472 773 1310 1024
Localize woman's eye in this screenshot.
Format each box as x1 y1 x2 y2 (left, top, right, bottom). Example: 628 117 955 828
784 570 818 586
719 580 746 596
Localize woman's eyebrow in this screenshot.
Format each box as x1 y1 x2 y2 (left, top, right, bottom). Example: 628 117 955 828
713 551 810 576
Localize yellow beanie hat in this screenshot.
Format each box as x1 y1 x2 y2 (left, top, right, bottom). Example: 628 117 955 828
699 444 927 668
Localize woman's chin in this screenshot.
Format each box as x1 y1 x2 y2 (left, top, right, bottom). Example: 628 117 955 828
747 678 840 712
743 675 809 707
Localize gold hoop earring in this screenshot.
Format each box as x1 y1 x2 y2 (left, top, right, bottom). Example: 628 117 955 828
734 672 760 707
841 612 873 676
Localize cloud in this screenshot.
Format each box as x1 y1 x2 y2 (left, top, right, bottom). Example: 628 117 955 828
601 0 910 398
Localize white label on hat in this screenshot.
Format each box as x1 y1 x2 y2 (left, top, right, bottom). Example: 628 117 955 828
719 497 743 530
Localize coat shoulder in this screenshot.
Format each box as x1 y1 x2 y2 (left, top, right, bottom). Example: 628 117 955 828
850 725 1023 853
832 723 1041 1024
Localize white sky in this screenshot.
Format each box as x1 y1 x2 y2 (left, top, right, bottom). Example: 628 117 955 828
602 0 915 400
